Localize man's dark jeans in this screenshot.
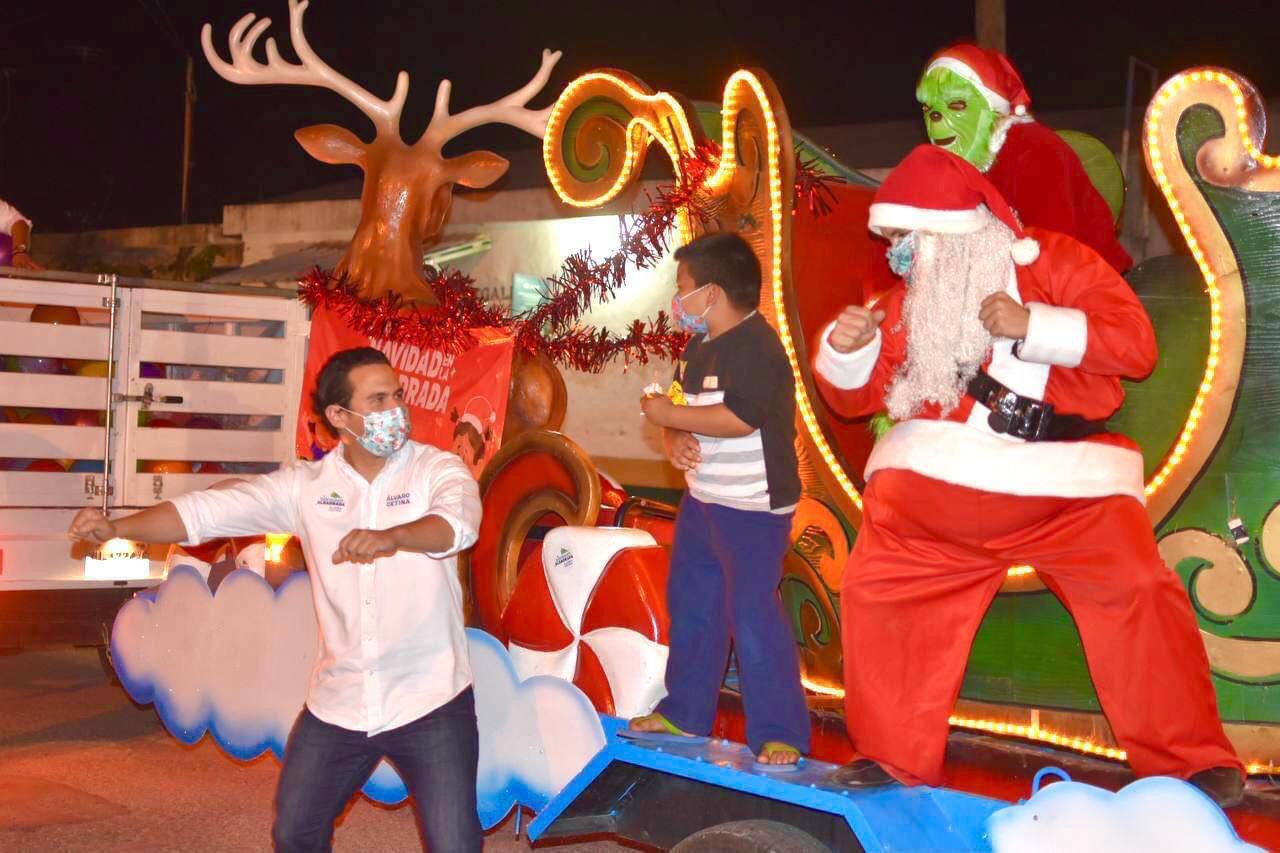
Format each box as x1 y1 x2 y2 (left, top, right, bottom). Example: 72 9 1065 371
273 687 482 852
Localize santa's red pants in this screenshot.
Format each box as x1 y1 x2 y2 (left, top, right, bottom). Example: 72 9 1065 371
842 469 1243 787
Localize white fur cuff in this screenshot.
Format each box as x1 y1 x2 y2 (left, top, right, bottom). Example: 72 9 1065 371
1017 302 1088 368
815 321 882 390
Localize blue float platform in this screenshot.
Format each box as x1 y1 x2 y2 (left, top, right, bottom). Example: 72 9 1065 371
528 718 1003 851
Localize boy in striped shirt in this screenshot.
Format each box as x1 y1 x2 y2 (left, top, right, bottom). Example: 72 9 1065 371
629 233 809 767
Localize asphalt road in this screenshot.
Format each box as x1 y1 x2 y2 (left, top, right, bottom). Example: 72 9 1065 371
0 647 632 852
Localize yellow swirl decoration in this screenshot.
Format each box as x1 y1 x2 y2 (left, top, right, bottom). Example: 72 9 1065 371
1158 529 1253 620
1155 506 1280 683
1142 68 1255 524
542 71 697 210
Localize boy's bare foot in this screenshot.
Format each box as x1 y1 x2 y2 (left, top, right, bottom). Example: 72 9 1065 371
757 741 801 766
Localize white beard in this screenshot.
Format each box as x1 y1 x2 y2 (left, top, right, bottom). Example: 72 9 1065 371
884 217 1016 420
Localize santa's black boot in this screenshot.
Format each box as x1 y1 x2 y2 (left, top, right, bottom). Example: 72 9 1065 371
1189 767 1245 808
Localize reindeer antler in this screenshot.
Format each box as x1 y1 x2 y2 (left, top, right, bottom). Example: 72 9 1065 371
200 0 409 137
420 49 563 151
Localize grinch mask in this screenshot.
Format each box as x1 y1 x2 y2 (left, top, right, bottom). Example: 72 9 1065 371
916 67 999 170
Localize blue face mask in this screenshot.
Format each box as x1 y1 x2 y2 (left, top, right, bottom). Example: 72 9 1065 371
671 284 712 335
886 232 917 278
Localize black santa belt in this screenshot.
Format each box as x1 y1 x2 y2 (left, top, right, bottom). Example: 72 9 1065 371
966 371 1108 442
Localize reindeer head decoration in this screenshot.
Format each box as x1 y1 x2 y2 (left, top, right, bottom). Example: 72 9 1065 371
202 0 561 303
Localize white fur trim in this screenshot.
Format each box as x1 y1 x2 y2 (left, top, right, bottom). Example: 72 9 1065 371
965 270 1050 438
984 270 1050 397
1011 237 1040 265
1017 302 1088 368
983 114 1035 171
869 203 987 236
866 419 1146 503
815 321 881 390
925 57 1012 115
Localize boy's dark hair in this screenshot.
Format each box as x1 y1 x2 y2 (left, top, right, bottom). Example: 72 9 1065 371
672 232 762 311
311 347 391 434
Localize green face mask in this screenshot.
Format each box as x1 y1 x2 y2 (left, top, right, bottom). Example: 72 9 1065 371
916 67 999 170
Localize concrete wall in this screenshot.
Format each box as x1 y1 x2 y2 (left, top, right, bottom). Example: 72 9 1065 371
221 183 666 266
35 223 242 277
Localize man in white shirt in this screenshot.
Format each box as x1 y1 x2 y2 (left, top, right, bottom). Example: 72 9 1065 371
70 347 484 852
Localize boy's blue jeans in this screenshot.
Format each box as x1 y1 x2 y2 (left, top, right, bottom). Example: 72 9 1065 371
656 496 811 755
273 687 482 852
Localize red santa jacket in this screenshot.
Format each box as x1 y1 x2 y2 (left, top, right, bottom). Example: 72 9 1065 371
813 228 1156 502
988 121 1133 274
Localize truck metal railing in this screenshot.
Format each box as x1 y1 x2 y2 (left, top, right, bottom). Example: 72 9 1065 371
0 266 300 300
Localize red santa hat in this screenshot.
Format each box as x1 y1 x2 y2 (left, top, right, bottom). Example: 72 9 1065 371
923 43 1031 117
458 396 497 437
869 144 1041 265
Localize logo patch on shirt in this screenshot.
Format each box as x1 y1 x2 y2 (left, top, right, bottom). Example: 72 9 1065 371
316 491 345 511
553 548 574 569
385 491 412 507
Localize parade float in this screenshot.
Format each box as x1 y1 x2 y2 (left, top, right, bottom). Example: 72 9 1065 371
3 0 1276 847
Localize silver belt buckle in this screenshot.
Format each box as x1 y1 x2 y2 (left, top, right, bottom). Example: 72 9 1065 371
986 389 1020 435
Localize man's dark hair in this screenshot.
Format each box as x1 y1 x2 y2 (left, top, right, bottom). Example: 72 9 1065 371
673 232 762 310
311 347 391 434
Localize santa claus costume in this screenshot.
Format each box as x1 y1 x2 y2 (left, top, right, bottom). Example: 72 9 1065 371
920 43 1133 273
813 145 1243 803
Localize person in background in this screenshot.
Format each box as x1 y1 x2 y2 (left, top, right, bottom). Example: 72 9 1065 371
1 198 45 271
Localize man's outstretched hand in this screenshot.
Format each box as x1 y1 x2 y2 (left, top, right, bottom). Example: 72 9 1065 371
69 508 117 545
11 252 44 271
828 306 885 354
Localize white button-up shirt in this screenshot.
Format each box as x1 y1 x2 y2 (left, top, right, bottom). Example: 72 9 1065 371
0 199 30 236
169 440 481 735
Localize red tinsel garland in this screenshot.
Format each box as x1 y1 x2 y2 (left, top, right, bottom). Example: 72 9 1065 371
298 140 841 373
297 267 501 356
794 153 845 217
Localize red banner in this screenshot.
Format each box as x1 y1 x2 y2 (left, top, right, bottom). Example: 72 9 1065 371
297 305 514 477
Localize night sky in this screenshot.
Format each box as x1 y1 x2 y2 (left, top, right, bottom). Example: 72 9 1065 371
3 0 1277 232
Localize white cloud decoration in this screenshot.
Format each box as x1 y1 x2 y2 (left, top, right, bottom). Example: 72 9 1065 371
988 773 1263 853
111 565 604 827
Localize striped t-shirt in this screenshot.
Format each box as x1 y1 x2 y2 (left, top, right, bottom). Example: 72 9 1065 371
675 313 800 513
